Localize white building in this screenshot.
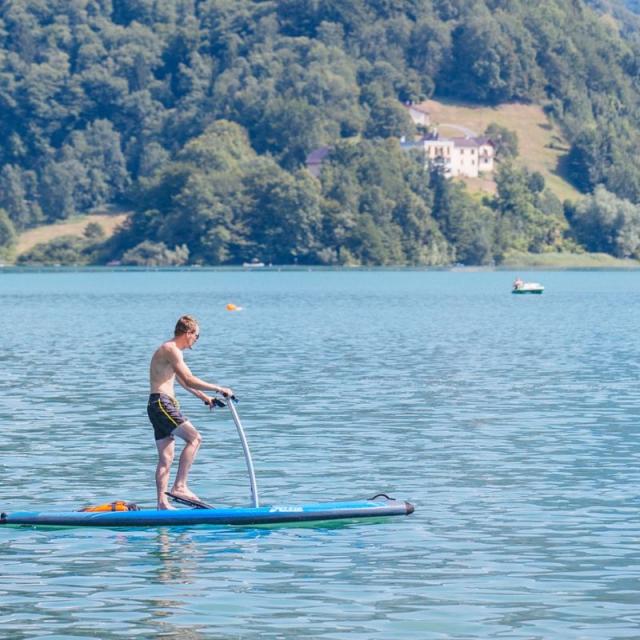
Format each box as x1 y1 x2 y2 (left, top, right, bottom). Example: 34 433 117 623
402 134 495 178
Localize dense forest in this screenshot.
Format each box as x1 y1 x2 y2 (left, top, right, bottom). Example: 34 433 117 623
2 0 640 265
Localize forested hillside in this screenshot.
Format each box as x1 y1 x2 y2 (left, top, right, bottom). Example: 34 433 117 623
2 0 640 265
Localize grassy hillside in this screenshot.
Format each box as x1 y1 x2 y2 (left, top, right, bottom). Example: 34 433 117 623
16 211 128 257
501 250 640 268
421 99 582 202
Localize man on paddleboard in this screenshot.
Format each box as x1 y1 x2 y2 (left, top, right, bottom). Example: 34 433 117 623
148 314 233 510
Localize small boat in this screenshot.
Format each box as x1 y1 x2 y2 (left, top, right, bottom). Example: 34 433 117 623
242 260 265 268
512 279 544 294
1 399 414 529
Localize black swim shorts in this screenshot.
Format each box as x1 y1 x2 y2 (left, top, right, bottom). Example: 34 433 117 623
147 393 187 440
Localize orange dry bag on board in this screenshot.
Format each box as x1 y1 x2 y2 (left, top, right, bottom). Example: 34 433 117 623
79 501 140 512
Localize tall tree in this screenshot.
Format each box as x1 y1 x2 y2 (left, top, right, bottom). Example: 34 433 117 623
0 208 17 257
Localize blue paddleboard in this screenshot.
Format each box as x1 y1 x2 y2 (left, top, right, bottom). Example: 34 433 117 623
1 498 414 528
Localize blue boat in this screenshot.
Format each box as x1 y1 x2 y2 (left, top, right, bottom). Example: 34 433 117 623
1 399 414 528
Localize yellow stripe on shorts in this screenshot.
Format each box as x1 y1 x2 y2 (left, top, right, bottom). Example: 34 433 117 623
157 398 179 427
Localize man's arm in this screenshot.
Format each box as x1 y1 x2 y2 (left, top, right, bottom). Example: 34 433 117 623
169 346 233 397
176 374 216 406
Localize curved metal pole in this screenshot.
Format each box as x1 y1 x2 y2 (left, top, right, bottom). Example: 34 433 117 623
227 399 259 507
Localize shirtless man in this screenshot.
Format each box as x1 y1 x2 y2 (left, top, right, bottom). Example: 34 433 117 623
148 314 233 510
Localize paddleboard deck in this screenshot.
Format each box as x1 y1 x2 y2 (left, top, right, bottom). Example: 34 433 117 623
1 498 414 528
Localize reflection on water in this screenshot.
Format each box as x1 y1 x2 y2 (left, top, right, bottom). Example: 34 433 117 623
1 269 640 638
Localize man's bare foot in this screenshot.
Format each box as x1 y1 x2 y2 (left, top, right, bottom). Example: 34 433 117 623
157 502 177 510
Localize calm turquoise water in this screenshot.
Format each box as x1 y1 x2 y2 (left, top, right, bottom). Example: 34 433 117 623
1 268 639 639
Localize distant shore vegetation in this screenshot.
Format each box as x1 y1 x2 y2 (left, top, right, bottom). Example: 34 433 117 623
3 1 640 266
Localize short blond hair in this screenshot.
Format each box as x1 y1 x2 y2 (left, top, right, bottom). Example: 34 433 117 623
174 314 198 336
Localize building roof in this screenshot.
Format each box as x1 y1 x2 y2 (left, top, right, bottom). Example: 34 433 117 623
474 136 495 147
450 137 480 148
447 136 495 149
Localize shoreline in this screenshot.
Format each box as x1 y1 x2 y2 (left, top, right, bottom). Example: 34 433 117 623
1 262 639 274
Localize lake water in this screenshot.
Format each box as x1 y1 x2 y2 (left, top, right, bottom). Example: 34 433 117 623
1 268 639 639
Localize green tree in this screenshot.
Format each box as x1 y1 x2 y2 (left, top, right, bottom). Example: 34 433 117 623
429 166 497 264
0 164 43 229
121 241 189 266
494 162 566 254
39 159 85 221
242 164 323 264
0 208 17 258
444 13 543 103
318 139 450 265
569 186 640 258
484 123 519 160
84 222 105 240
567 128 610 193
71 120 130 205
113 120 256 264
17 236 89 266
365 96 415 139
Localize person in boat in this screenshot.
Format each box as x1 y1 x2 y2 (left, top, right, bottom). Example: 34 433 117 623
513 277 524 290
148 314 233 510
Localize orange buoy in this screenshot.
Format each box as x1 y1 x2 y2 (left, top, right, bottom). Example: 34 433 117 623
226 303 242 311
